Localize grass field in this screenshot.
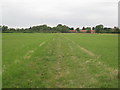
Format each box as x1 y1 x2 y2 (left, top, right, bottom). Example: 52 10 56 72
2 33 118 88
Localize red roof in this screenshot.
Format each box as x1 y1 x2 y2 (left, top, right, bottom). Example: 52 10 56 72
80 30 87 32
80 30 95 33
69 30 77 32
91 30 95 33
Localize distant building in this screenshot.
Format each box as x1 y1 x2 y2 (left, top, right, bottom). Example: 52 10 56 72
80 30 95 33
69 30 77 33
80 30 87 33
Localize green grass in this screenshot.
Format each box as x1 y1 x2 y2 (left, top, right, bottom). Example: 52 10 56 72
2 33 118 88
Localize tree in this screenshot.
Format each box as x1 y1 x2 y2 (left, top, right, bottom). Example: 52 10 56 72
2 24 119 33
69 27 74 30
82 27 85 30
92 27 95 30
95 24 104 33
114 27 120 33
85 27 91 30
55 24 70 33
2 25 8 32
87 30 91 33
76 28 80 32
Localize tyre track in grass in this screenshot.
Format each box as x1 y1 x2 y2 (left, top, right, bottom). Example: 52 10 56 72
50 34 75 88
31 34 67 88
50 35 96 88
61 35 118 88
66 37 99 88
23 41 46 60
23 35 61 88
11 36 55 88
64 34 118 73
39 41 46 47
54 35 64 87
3 38 48 88
53 35 96 88
35 35 62 88
62 36 96 57
28 37 55 88
63 36 101 88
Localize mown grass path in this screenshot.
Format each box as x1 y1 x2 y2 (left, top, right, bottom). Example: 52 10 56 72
2 33 118 88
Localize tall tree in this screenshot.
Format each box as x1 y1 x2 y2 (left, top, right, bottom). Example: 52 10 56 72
2 26 8 32
86 27 91 30
82 27 85 30
95 24 104 33
76 28 80 32
92 27 95 30
69 27 74 30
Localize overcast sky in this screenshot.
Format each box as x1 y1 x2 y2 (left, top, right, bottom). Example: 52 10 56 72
1 0 119 28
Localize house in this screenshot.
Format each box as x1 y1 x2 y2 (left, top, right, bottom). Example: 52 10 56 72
80 30 87 33
80 30 95 33
69 30 77 33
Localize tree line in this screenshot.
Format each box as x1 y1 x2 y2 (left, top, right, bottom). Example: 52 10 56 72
0 24 120 33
